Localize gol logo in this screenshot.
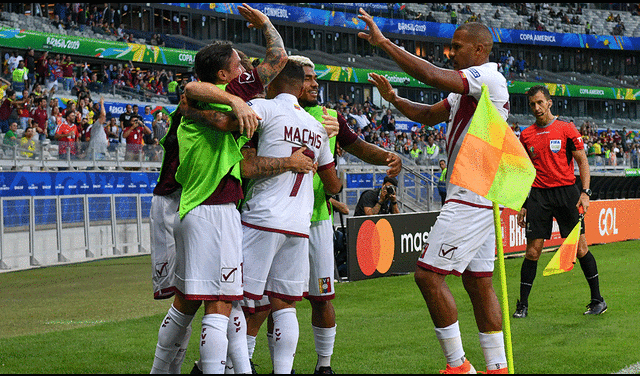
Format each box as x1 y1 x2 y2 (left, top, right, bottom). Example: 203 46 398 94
356 219 394 276
598 207 618 236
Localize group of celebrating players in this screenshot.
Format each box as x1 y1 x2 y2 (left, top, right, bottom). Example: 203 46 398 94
147 4 605 374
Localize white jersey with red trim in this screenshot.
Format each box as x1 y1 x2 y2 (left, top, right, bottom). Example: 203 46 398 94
241 93 334 237
444 62 510 209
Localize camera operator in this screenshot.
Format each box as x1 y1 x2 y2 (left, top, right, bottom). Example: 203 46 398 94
354 176 400 216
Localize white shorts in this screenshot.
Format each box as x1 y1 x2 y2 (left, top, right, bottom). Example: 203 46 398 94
173 204 244 301
150 190 181 299
240 295 271 314
242 226 310 301
416 201 496 277
307 220 335 300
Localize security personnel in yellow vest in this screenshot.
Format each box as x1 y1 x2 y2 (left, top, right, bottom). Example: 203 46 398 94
12 60 28 93
410 143 422 161
167 79 179 104
424 135 440 165
437 159 447 206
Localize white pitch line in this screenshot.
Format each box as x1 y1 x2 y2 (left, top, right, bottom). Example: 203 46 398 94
613 362 640 374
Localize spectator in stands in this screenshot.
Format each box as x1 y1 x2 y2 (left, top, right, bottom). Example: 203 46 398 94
426 12 437 22
494 9 501 19
54 110 80 166
450 8 457 24
19 126 37 159
122 115 151 165
29 97 49 141
106 117 120 151
3 121 18 147
380 108 396 132
141 105 155 145
0 89 24 133
86 96 108 162
87 72 103 93
47 105 62 140
152 111 168 143
25 48 36 91
118 103 135 130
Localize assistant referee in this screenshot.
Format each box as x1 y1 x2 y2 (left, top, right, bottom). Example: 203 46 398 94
514 85 606 318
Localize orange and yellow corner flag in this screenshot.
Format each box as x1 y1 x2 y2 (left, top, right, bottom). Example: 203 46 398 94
450 83 536 211
543 220 581 276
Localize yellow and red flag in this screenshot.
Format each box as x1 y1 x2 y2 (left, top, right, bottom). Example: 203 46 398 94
543 220 581 276
450 83 536 210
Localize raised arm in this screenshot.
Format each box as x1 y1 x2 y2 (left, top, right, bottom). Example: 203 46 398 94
182 81 260 137
238 3 287 86
343 138 402 178
368 72 449 126
358 8 465 94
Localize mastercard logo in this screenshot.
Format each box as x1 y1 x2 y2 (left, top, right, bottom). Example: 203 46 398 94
356 219 395 276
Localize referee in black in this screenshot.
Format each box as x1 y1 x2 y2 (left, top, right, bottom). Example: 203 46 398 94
513 85 606 318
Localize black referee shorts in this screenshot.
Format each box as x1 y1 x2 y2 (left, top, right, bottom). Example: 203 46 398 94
525 185 586 240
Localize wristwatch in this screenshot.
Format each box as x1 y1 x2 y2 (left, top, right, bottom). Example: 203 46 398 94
581 188 592 197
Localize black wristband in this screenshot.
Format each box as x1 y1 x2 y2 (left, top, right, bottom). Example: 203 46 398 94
377 201 384 205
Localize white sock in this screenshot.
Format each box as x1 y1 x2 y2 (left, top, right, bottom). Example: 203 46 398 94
434 321 465 368
151 305 195 373
246 335 257 360
200 314 229 374
267 332 275 367
224 357 234 374
312 325 336 369
169 323 192 374
271 308 299 374
227 302 251 374
478 331 507 371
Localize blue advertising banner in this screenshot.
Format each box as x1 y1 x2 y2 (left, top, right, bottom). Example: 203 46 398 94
0 172 159 197
163 3 640 51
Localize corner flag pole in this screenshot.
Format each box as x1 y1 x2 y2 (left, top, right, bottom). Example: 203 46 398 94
493 202 514 374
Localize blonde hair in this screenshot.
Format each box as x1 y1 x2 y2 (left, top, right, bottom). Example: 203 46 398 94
288 55 314 69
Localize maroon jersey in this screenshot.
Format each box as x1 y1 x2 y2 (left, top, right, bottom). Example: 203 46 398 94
519 118 584 188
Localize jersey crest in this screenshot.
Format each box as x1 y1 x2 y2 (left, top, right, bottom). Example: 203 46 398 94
549 139 561 153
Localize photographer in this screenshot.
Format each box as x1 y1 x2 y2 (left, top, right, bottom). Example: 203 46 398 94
354 176 400 216
121 115 151 165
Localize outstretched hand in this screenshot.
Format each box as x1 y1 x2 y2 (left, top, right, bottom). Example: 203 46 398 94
357 8 388 47
238 3 269 30
368 72 397 103
385 152 402 178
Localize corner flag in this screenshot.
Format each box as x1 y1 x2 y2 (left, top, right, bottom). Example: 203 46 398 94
449 83 535 211
543 220 581 276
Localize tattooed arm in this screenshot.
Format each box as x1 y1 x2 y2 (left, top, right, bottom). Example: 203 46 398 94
241 146 314 179
178 95 239 132
238 3 287 87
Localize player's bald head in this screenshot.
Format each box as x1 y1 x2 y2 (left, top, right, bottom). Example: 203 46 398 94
456 22 493 56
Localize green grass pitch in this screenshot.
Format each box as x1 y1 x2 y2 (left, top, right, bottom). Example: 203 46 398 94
1 240 639 374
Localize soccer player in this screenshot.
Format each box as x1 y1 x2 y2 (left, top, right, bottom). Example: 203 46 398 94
240 60 342 374
241 55 401 374
514 85 606 318
149 4 294 374
359 9 508 374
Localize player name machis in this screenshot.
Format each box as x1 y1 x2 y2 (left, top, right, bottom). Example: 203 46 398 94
284 126 323 149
